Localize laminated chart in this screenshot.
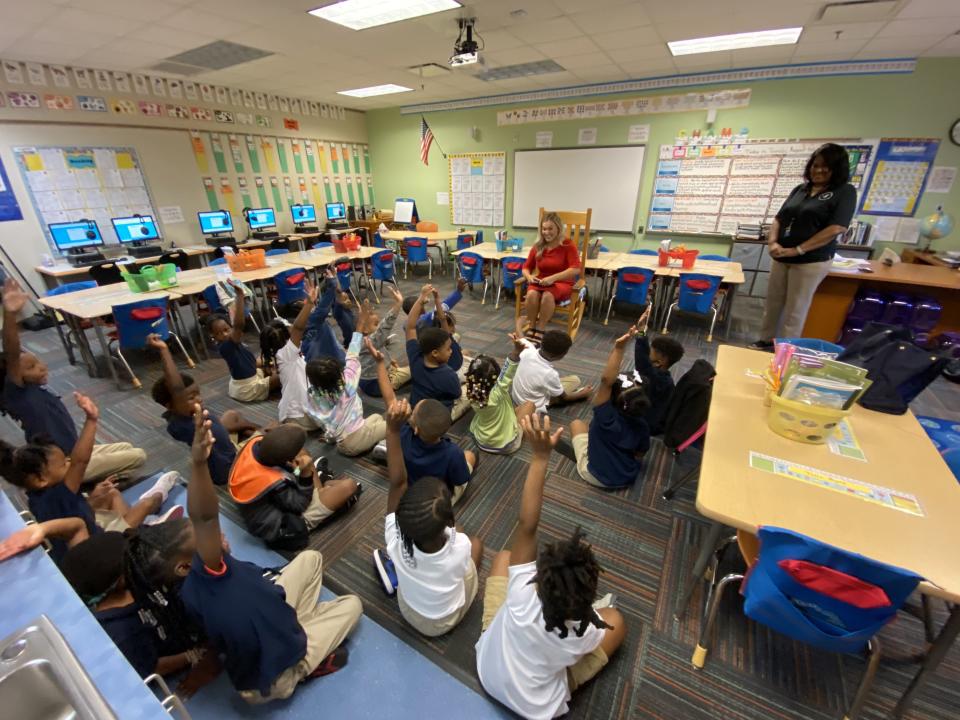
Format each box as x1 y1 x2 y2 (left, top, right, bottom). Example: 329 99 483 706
748 451 922 516
861 138 940 217
648 139 877 237
448 152 506 227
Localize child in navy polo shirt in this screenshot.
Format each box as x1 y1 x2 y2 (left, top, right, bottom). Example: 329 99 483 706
178 404 362 703
569 325 651 489
402 277 466 330
148 333 257 485
405 284 469 420
632 307 684 435
1 278 147 481
207 279 279 403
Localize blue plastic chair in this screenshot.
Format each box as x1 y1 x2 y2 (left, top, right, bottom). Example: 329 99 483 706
496 255 526 309
475 230 484 245
403 236 432 279
46 280 97 296
333 259 360 306
662 272 723 342
456 233 474 251
200 283 260 334
313 242 334 250
265 248 289 257
629 249 658 256
605 266 655 325
457 251 488 305
209 257 227 266
694 526 921 719
273 268 307 316
370 250 396 302
47 281 100 359
110 298 193 388
372 232 386 249
699 254 731 262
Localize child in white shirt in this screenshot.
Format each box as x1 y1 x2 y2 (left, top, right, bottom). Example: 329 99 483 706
511 330 591 414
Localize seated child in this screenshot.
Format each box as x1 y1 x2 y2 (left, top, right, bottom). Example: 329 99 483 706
302 266 356 364
228 423 360 551
371 344 475 504
569 326 652 489
402 277 465 330
1 277 146 481
0 517 89 561
511 330 591 415
466 333 533 454
148 334 255 486
357 283 411 397
475 415 626 719
0 391 181 562
182 404 363 703
632 307 684 435
207 279 279 402
305 301 386 456
405 284 469 420
372 398 483 637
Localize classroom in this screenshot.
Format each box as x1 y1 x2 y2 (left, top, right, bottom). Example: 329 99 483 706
0 1 959 719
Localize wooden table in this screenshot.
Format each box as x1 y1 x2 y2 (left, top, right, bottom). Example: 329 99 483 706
686 345 960 717
381 230 461 273
901 248 960 269
802 260 960 342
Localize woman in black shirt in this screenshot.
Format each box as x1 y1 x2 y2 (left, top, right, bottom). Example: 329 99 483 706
751 144 858 348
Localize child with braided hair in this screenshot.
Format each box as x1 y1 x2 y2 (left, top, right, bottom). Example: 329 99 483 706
475 414 626 720
371 398 483 637
465 333 533 455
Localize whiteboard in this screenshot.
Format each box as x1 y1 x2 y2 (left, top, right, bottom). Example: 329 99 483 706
512 146 645 232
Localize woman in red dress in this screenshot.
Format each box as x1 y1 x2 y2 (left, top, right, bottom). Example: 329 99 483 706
516 211 582 342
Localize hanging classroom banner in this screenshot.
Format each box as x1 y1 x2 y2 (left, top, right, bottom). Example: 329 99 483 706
202 177 219 210
210 134 228 173
497 89 751 126
228 135 245 174
237 176 252 208
189 131 208 173
245 135 261 173
254 176 268 207
0 157 23 222
860 138 940 217
310 177 324 207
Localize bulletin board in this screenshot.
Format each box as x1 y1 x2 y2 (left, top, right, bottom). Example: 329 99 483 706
448 152 506 227
13 145 156 249
647 139 877 237
860 138 940 217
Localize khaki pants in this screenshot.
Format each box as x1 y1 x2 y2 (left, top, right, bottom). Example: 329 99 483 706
480 575 608 690
229 370 272 403
759 259 833 340
397 560 478 637
241 551 362 704
451 393 471 421
388 364 412 389
83 443 146 482
287 415 321 431
571 434 605 487
303 488 334 530
93 508 130 533
337 414 386 457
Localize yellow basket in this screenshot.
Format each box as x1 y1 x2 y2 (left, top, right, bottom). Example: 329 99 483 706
767 394 849 444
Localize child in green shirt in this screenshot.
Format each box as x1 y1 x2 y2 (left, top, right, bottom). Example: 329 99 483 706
466 334 533 454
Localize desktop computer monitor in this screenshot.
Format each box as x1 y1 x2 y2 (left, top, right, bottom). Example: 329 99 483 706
198 210 234 235
291 204 317 224
49 220 105 252
325 202 346 222
247 207 276 230
112 215 160 244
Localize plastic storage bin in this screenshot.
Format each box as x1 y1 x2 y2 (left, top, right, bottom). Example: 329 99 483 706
846 289 886 322
120 263 178 292
767 394 849 444
658 248 699 269
332 234 361 253
910 296 942 332
225 249 267 272
496 237 524 253
881 293 914 325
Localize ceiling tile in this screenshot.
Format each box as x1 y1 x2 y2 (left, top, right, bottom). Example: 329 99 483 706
923 33 960 55
509 16 586 44
605 44 673 65
3 39 93 64
128 25 221 53
474 28 526 52
792 38 868 58
876 17 960 36
592 25 663 51
856 35 946 57
645 1 732 24
44 7 145 34
728 45 797 67
571 64 630 82
61 0 179 23
27 24 118 47
616 59 681 78
1 2 64 27
551 51 613 69
897 0 960 18
160 7 257 36
482 46 549 67
800 22 885 42
567 3 653 35
535 36 600 58
672 52 733 70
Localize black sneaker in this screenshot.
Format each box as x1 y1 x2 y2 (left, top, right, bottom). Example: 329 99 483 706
373 548 398 596
747 339 775 351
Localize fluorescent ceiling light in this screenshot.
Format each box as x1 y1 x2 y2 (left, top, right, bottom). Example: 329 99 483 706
337 83 414 97
309 0 461 31
668 27 803 56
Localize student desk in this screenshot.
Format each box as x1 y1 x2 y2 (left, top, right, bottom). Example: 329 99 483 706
35 245 214 290
802 260 960 341
681 345 960 717
381 230 461 272
286 246 382 292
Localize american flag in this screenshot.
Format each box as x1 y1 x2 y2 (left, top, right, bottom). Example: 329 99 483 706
419 117 434 165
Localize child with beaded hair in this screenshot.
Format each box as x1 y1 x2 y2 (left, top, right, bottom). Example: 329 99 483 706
465 333 534 454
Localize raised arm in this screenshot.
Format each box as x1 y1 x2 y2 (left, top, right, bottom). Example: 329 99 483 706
510 414 563 566
384 399 411 515
632 307 653 377
595 326 638 406
405 284 432 341
187 404 223 570
64 393 99 493
289 276 318 348
368 285 402 347
0 517 89 561
147 334 188 400
227 279 246 340
2 278 28 384
367 337 397 407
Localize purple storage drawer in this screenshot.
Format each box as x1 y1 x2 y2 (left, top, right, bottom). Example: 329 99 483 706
880 293 915 325
910 296 942 332
838 318 865 346
933 332 960 359
846 289 886 322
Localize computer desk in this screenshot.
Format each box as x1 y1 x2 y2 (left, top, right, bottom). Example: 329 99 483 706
36 246 214 290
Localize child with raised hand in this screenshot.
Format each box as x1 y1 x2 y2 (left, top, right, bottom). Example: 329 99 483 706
511 330 591 415
301 265 357 364
370 340 476 504
475 415 626 719
467 333 533 454
1 277 146 481
402 277 466 331
207 278 279 402
228 422 361 551
372 398 483 636
0 391 181 563
569 326 652 489
304 300 386 456
181 404 363 703
148 333 256 486
0 517 89 561
632 307 684 435
357 282 411 398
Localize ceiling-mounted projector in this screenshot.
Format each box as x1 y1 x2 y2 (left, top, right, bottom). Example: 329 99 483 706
450 18 481 67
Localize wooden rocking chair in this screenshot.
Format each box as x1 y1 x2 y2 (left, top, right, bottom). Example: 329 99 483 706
514 207 591 341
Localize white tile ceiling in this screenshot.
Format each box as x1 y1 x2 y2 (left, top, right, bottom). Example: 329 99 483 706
0 0 957 109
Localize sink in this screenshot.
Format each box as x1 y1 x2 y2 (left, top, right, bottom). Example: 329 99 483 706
0 615 117 720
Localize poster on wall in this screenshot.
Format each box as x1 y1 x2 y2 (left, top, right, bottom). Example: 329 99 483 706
448 152 506 227
0 157 24 222
860 138 940 217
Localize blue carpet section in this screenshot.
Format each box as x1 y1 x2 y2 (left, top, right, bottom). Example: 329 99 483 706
122 475 511 720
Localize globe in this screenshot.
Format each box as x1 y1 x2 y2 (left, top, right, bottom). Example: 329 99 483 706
919 205 954 251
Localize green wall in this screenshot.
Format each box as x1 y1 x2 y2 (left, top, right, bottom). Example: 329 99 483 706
367 58 960 254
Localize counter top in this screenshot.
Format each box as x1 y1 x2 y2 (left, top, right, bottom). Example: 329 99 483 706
827 260 960 289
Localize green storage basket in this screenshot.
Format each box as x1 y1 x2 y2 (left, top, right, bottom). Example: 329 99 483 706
121 263 179 293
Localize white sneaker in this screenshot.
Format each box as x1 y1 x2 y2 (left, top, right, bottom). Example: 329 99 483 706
139 471 181 504
592 593 615 610
144 505 184 525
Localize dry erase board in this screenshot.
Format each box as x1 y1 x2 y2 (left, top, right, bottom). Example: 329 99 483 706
648 139 877 236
